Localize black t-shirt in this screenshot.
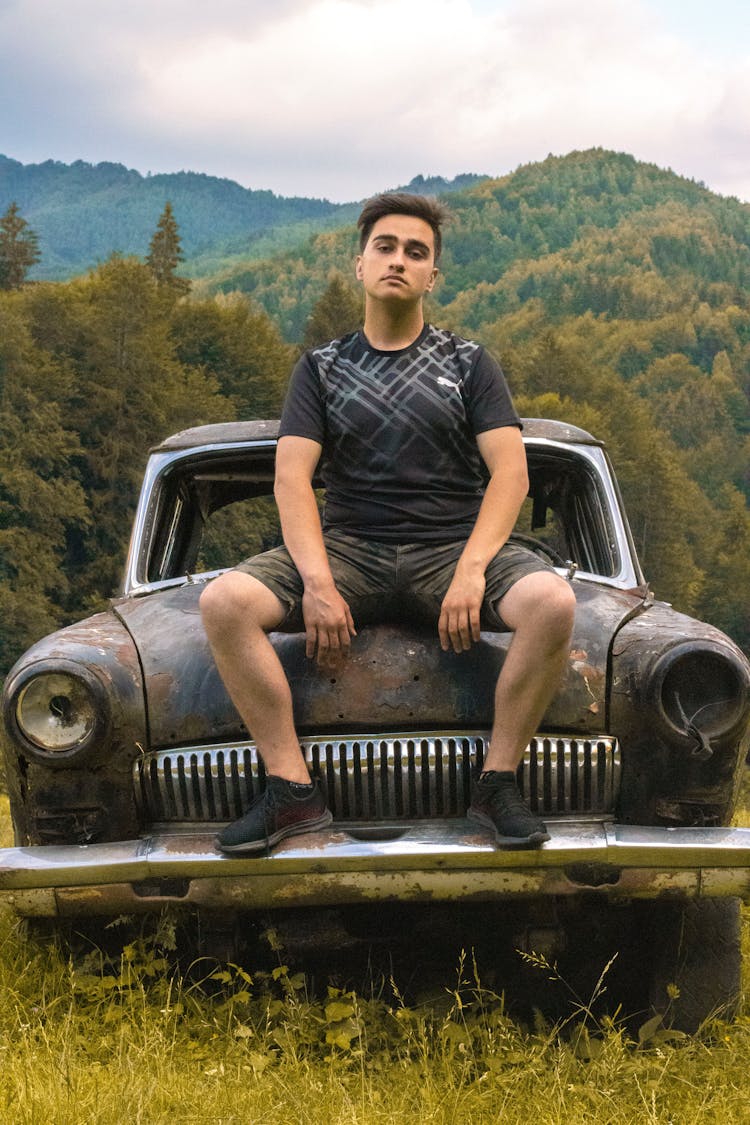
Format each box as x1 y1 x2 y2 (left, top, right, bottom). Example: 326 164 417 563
278 324 521 542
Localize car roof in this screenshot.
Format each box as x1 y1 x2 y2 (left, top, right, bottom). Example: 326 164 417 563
151 418 604 453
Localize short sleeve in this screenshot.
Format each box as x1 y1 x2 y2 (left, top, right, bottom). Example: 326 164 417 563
465 347 521 435
278 352 326 444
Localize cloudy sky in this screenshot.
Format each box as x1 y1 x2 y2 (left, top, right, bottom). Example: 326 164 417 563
1 0 749 202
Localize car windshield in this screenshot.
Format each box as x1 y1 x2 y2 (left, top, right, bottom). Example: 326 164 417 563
141 442 621 585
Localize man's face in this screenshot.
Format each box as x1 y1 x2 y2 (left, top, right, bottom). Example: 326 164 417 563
356 214 438 304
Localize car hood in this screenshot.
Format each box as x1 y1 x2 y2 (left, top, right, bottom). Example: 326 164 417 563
113 579 647 749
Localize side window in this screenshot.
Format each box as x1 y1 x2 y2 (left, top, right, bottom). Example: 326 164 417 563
512 454 619 577
145 456 281 583
148 479 194 583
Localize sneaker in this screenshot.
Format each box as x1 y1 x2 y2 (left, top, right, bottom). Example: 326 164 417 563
217 776 332 855
468 770 550 847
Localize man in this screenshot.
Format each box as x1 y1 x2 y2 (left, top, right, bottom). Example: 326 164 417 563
200 192 576 854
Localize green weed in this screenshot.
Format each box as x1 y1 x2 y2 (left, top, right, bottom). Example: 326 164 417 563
0 904 748 1124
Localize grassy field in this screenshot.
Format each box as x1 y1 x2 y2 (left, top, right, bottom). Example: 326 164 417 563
2 797 750 1124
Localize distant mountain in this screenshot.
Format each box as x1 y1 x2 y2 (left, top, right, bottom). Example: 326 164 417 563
0 155 488 281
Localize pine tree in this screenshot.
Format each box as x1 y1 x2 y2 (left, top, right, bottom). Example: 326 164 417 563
146 202 190 294
302 273 363 349
0 202 40 289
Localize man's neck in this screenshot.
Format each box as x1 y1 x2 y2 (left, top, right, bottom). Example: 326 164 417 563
362 302 425 351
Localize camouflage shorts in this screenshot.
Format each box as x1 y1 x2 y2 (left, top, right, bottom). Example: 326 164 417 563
235 529 553 633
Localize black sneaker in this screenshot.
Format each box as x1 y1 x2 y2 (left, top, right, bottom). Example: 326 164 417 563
217 776 332 855
468 770 550 848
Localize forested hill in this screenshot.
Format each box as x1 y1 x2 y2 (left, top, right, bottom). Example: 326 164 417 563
0 155 485 280
0 155 337 278
209 148 750 338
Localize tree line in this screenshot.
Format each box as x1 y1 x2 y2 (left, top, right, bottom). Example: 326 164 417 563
0 202 294 670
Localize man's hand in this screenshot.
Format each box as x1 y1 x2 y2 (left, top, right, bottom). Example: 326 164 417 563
302 582 356 667
438 568 485 654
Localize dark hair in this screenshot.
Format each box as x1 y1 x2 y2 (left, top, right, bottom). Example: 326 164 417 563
357 192 449 262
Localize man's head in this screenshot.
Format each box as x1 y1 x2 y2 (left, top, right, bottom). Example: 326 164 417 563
357 193 449 265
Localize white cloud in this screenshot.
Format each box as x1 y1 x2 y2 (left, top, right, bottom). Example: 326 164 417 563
141 1 487 139
1 0 749 201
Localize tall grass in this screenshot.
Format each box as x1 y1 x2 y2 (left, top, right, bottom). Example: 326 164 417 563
1 794 750 1123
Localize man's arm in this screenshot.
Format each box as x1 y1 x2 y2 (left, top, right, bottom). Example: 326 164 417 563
274 434 355 665
438 426 529 654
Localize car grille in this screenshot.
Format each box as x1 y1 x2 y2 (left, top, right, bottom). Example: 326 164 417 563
134 733 620 824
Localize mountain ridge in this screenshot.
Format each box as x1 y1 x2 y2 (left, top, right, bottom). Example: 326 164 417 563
0 154 486 280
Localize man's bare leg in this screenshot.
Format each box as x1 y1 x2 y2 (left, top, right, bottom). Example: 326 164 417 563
468 570 575 846
484 570 576 772
199 570 311 783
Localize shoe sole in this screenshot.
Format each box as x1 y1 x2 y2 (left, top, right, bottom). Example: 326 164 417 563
467 807 550 848
217 810 333 855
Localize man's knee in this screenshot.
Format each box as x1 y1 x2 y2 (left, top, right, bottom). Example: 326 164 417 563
200 571 241 631
500 571 576 641
529 573 576 643
542 575 577 640
199 571 281 635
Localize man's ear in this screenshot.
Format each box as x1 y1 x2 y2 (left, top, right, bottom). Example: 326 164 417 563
426 267 439 291
355 255 364 280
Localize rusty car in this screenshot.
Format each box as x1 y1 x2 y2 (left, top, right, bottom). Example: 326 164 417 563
2 418 750 1028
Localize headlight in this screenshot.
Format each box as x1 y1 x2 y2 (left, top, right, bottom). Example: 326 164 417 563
647 641 750 753
17 673 97 749
5 663 110 764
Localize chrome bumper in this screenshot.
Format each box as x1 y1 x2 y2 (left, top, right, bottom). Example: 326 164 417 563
2 820 750 917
